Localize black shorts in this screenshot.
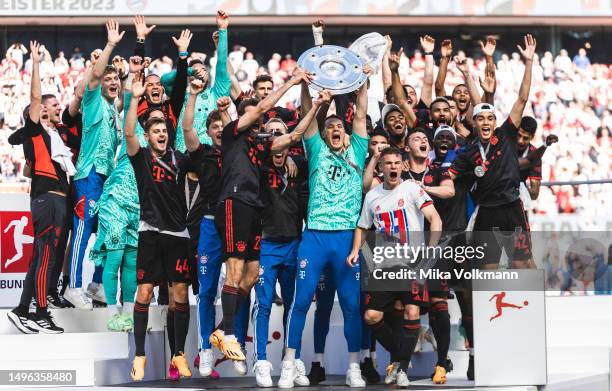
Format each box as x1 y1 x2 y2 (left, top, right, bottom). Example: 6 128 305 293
364 280 429 312
136 231 191 285
215 198 261 261
472 200 532 265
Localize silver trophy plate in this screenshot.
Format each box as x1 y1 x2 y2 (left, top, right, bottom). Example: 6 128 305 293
298 45 367 95
349 32 387 74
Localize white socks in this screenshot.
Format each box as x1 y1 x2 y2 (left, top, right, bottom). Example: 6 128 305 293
284 348 297 361
349 352 359 365
360 349 370 360
123 302 134 314
108 304 119 315
314 353 324 363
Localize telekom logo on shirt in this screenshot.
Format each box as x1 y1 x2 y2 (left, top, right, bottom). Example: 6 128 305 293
0 211 34 273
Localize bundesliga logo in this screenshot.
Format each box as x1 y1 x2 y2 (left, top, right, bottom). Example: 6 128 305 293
299 259 308 269
200 255 208 264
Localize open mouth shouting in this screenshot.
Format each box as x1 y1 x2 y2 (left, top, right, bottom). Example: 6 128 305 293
149 89 162 103
331 131 343 147
272 153 285 167
480 126 492 140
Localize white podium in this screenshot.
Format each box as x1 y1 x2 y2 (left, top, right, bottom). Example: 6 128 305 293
473 269 547 386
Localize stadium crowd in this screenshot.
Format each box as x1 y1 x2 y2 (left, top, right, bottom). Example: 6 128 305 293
1 28 610 215
0 11 610 389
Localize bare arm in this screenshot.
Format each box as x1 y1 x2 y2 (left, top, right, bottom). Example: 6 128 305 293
455 56 481 106
346 226 368 266
299 80 312 117
124 72 145 157
528 180 541 200
182 79 205 152
88 20 125 90
390 49 417 127
68 76 86 117
510 34 536 127
423 179 455 199
237 68 312 132
435 40 453 96
420 35 435 107
272 91 329 152
381 35 392 94
362 152 381 193
226 53 242 101
352 65 371 138
422 204 442 246
28 41 42 123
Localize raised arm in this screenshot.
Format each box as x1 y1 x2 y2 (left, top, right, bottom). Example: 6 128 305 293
362 147 382 193
133 14 156 57
28 41 42 123
299 80 312 117
125 72 145 156
390 48 417 128
479 36 497 103
182 78 206 152
224 40 242 101
272 90 330 152
87 20 125 90
352 65 371 138
479 62 496 105
420 35 435 107
381 35 392 94
236 67 312 132
312 19 324 46
211 10 231 99
510 34 536 127
170 29 192 115
455 55 481 106
435 39 453 97
216 96 232 126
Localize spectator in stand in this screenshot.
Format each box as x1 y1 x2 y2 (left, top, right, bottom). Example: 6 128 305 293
573 48 591 70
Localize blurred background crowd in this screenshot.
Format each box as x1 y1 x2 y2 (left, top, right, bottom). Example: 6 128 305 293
1 42 610 218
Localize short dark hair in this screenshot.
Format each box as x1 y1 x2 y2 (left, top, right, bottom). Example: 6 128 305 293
189 59 204 67
144 117 166 132
452 84 467 94
406 127 429 142
206 110 222 129
520 116 538 135
253 75 273 90
103 65 118 76
41 94 57 105
324 114 343 126
237 98 258 116
370 128 389 140
380 146 402 160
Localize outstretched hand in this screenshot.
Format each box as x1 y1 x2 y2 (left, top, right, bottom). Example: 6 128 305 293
106 20 125 45
189 77 205 95
172 29 193 53
479 62 497 94
479 36 496 57
517 34 537 61
388 47 403 72
420 35 435 53
453 55 469 73
133 15 156 39
131 72 146 98
29 41 41 63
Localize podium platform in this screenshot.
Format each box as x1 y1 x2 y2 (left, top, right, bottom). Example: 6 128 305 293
0 295 611 390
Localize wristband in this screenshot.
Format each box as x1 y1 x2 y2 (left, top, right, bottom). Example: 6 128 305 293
424 51 434 56
179 51 189 57
136 37 145 44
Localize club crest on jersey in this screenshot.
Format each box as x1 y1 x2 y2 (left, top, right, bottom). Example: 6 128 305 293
259 265 265 276
299 259 308 269
398 198 405 207
375 205 381 212
424 174 433 184
137 269 145 281
491 135 499 146
200 255 208 264
236 241 247 252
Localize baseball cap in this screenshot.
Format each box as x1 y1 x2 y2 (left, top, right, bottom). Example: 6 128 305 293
434 125 457 141
472 103 496 119
381 103 402 124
